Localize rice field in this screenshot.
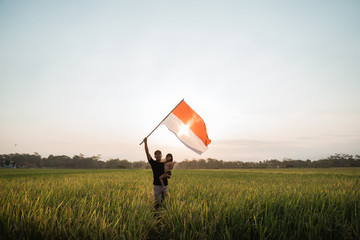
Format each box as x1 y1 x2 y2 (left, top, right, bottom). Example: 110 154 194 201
0 168 359 240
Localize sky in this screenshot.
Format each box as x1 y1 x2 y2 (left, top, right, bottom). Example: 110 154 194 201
1 0 359 162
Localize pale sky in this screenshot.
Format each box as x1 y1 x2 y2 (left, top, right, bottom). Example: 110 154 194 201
1 0 359 162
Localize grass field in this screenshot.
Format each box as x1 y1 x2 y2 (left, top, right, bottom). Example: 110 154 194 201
0 168 359 239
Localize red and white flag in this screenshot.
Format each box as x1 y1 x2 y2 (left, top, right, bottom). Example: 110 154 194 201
162 100 211 154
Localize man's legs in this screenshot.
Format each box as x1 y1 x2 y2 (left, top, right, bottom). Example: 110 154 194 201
153 185 168 210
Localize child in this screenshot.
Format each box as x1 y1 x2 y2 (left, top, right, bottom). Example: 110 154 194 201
159 153 176 192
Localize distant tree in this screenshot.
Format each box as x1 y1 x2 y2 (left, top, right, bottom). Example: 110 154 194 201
105 159 125 169
132 161 147 169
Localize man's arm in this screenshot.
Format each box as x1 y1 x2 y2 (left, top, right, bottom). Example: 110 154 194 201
143 137 152 162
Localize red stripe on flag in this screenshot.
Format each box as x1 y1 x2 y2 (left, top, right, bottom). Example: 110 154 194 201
172 101 211 146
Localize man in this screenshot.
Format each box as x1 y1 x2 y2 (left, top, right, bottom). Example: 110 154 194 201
143 137 168 209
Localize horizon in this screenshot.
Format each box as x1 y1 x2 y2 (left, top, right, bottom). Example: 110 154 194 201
1 151 358 163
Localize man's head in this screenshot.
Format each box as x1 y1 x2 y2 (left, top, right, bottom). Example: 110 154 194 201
154 150 162 162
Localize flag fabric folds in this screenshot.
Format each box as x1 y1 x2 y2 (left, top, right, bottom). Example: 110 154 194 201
162 100 211 154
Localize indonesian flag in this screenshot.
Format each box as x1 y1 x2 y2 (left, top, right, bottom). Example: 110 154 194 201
162 100 211 154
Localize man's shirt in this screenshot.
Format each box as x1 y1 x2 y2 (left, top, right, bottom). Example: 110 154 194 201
149 158 168 186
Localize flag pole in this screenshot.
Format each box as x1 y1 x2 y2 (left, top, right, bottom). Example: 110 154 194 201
139 99 184 145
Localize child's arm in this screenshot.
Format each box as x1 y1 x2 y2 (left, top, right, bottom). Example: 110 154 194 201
169 162 176 170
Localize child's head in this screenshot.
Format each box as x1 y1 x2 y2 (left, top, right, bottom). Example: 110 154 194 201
166 153 173 162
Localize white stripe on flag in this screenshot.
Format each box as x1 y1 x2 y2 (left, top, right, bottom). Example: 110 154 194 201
162 113 208 154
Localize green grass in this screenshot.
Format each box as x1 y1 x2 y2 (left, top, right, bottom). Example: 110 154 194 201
0 168 359 239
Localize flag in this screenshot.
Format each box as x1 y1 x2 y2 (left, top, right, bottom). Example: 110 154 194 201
162 100 211 154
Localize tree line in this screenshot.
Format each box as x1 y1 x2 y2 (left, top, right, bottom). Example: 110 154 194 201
1 153 360 169
177 153 360 169
0 153 148 169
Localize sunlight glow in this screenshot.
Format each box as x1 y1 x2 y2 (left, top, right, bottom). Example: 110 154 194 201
178 123 191 137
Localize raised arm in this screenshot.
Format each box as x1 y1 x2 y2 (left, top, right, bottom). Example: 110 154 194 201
143 137 152 162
